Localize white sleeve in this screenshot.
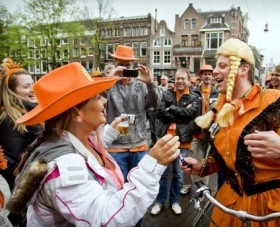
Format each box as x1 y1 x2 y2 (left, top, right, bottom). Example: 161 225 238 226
48 154 165 227
102 124 119 148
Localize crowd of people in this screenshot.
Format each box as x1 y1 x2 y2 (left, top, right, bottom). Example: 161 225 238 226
0 39 280 227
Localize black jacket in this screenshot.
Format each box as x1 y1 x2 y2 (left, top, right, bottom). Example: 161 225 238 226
0 101 43 188
156 89 199 142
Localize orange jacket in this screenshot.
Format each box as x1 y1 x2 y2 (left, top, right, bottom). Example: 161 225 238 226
210 85 280 226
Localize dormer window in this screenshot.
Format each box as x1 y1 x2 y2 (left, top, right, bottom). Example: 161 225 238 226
210 17 222 23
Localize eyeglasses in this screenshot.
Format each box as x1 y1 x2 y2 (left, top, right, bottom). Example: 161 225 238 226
271 73 280 77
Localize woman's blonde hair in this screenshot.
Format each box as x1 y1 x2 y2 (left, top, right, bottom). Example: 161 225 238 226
0 70 31 133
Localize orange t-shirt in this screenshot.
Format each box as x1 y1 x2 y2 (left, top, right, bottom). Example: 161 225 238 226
166 88 192 148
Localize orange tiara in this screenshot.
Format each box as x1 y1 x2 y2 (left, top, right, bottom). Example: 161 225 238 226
4 59 24 88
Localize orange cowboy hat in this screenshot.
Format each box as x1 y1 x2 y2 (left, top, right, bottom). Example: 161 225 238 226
197 64 213 75
17 62 118 125
109 45 138 60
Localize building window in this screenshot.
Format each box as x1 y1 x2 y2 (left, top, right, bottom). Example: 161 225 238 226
88 47 94 56
139 26 147 35
164 51 171 64
63 49 69 58
41 49 46 58
153 51 160 64
181 35 188 47
191 35 199 46
80 37 86 45
210 17 222 23
29 65 35 73
107 29 113 37
132 27 139 36
81 47 87 56
73 39 79 45
124 27 131 37
62 38 68 45
184 19 189 30
160 28 165 36
73 48 79 57
164 38 172 46
153 39 161 47
35 50 40 59
205 32 224 49
132 42 139 57
114 28 120 37
191 19 196 29
153 69 160 78
140 42 147 57
35 62 41 73
56 50 61 60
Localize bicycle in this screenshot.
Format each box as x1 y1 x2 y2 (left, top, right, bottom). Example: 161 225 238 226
191 180 280 227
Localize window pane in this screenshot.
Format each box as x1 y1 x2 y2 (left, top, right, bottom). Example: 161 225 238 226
164 51 171 63
184 19 189 30
140 42 147 57
153 51 160 64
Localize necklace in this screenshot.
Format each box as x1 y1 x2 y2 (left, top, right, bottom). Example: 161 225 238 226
241 86 253 99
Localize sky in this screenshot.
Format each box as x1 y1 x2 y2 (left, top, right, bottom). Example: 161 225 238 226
2 0 280 67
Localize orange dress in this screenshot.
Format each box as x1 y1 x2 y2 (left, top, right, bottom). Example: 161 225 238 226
210 85 280 227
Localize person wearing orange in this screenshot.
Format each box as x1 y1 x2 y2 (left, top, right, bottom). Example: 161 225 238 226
0 61 41 190
105 45 160 183
151 68 199 215
180 64 218 195
7 62 180 226
181 38 280 226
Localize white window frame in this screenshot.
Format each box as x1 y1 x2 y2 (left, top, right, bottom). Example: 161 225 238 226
163 51 171 64
140 42 147 57
184 19 189 30
153 51 160 64
210 17 222 23
164 38 172 46
153 39 161 47
191 19 196 29
205 32 224 49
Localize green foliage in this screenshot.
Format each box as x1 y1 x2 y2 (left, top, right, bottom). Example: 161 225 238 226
1 0 116 74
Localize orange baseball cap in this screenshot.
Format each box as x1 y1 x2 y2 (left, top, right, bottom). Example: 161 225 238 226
197 64 213 75
17 62 118 125
109 45 138 60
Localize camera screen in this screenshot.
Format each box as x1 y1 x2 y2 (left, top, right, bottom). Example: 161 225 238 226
123 69 138 77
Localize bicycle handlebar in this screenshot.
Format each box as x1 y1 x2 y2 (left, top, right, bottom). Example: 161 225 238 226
194 180 280 223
